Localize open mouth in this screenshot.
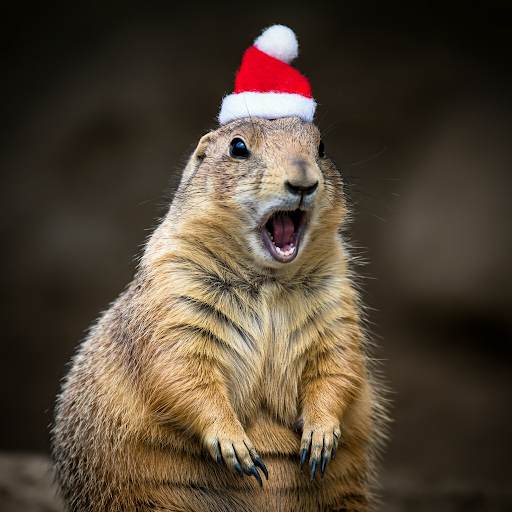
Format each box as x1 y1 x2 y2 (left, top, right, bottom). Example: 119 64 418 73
261 209 308 263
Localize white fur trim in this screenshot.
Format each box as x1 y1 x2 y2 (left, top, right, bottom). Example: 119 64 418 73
253 25 299 64
218 91 316 125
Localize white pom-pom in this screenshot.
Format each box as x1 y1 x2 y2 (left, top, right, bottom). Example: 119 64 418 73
253 25 299 64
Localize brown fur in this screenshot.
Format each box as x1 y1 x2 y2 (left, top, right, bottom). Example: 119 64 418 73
51 117 387 511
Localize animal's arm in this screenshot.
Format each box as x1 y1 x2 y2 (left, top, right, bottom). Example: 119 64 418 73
298 315 366 481
143 336 267 486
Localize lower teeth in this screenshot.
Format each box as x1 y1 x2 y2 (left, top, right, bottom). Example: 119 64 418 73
275 245 296 257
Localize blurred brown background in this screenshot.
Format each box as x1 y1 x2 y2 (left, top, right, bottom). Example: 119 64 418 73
1 0 511 507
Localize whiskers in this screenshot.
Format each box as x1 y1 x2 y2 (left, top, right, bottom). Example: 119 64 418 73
328 143 398 224
316 107 398 222
319 116 361 139
342 170 399 223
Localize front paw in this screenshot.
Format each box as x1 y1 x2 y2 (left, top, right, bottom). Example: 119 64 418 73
204 424 268 487
299 418 341 482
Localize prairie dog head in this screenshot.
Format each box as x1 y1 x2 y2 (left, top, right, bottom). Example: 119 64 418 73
172 116 346 270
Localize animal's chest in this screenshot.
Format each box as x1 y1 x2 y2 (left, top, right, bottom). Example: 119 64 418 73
226 284 324 423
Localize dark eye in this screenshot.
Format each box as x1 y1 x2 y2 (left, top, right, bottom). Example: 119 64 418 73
318 140 325 158
229 138 249 159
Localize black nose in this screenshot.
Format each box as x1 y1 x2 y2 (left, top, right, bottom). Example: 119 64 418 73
285 180 318 196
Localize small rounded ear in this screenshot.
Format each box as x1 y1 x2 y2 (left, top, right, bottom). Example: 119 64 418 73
193 132 213 160
179 132 213 186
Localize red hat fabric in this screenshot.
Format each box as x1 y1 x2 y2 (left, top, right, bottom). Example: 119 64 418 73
218 25 316 125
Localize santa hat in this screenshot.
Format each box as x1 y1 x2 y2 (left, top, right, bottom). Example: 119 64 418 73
218 25 316 125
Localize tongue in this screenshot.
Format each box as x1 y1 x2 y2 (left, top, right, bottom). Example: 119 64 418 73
272 213 295 248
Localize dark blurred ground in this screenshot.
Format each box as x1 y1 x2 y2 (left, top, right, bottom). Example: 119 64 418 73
1 0 511 508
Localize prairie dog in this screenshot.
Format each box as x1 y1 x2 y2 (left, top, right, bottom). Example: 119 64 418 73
51 116 385 511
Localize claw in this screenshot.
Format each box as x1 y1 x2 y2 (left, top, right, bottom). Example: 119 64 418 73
217 455 224 467
254 456 268 480
249 465 263 487
332 432 339 461
300 448 307 471
310 458 317 483
321 455 327 478
234 463 244 478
